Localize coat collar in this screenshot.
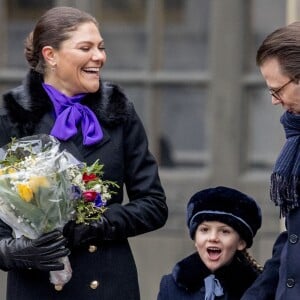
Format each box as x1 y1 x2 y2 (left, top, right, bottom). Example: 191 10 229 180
172 252 260 295
3 70 131 136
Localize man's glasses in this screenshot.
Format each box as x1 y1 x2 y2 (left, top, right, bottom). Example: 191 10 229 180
269 79 293 100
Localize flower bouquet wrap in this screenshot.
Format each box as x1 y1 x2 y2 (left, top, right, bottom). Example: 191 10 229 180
0 134 80 290
0 134 119 291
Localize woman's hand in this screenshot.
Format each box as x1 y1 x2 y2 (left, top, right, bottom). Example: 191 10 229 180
0 229 69 271
63 217 115 248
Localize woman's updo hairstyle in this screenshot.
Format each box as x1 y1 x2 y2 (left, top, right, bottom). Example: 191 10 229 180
24 6 98 74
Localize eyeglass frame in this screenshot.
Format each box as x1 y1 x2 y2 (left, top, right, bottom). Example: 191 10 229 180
269 78 294 100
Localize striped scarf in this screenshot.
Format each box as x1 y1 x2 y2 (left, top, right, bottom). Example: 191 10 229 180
270 111 300 217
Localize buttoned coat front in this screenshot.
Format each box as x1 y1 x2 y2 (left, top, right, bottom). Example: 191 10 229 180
0 70 168 300
241 217 299 300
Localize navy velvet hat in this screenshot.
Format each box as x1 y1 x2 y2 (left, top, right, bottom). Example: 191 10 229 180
186 186 262 247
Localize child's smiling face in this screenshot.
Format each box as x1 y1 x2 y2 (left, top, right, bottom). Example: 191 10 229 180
194 220 246 272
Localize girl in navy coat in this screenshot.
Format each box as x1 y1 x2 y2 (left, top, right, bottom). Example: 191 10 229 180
158 186 262 300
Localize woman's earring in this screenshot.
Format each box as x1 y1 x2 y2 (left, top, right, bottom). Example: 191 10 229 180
51 63 57 71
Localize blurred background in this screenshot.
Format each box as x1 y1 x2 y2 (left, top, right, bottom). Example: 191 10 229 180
0 0 297 299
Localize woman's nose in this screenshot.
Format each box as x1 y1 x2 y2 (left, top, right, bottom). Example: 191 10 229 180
92 48 106 61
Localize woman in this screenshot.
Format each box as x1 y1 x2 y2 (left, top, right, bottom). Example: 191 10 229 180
241 21 300 300
158 186 262 300
0 6 168 300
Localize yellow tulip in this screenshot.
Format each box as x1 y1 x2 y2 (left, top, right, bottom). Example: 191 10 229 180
28 176 50 193
16 183 33 202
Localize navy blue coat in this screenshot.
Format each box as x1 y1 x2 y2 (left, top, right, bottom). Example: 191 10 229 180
0 70 168 300
157 252 260 300
242 213 299 300
241 230 286 300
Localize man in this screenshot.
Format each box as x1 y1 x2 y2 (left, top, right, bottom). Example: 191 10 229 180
242 21 300 300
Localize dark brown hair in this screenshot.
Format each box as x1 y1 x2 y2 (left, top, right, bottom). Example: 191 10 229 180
24 6 98 73
237 249 263 274
256 21 300 80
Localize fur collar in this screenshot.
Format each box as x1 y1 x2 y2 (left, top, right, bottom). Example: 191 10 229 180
172 252 260 296
2 70 131 136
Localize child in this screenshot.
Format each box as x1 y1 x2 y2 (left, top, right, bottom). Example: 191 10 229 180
157 186 262 300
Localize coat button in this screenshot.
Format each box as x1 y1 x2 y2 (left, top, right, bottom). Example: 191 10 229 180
289 234 298 244
90 280 99 289
287 278 295 288
88 245 98 253
54 284 63 291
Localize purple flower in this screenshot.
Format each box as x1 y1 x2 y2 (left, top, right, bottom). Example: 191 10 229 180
94 193 104 207
71 185 81 200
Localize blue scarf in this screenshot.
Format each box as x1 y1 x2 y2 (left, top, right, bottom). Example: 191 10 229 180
204 274 224 300
270 111 300 216
43 83 103 146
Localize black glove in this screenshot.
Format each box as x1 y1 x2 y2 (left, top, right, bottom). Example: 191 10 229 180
63 217 115 248
0 229 70 271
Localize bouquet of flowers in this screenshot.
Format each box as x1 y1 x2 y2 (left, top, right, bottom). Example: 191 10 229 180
0 134 118 290
70 159 119 225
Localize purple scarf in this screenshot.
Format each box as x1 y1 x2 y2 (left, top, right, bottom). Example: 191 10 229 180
43 83 103 146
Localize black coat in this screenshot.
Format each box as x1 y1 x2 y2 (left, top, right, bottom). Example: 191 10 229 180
157 252 260 300
0 70 168 300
